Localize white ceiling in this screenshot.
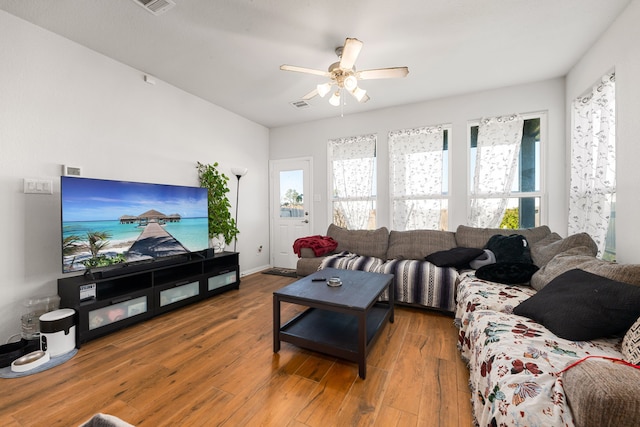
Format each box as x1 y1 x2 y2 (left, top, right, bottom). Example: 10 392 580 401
0 0 632 128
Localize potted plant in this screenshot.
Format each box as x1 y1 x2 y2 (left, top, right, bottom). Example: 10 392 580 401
196 162 239 252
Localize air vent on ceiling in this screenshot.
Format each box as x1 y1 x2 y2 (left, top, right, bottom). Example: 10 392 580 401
132 0 176 16
290 100 311 109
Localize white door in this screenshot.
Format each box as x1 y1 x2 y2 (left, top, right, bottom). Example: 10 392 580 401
270 158 312 269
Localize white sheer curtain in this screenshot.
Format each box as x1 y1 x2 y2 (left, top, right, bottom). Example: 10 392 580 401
328 134 377 229
389 125 445 230
469 114 524 228
569 72 616 257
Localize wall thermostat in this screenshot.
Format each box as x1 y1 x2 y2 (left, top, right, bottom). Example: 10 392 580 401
62 165 82 176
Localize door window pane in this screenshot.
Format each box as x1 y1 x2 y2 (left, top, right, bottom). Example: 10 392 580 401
279 170 304 218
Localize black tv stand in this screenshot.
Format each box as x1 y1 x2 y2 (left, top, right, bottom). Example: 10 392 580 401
58 251 240 345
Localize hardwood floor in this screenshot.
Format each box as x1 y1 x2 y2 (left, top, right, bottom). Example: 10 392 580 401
1 272 473 427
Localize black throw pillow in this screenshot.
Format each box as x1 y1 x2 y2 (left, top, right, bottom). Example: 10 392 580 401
425 247 485 268
485 234 532 264
513 269 640 341
475 262 539 285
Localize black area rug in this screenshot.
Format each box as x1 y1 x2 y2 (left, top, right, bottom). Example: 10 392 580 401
262 268 298 278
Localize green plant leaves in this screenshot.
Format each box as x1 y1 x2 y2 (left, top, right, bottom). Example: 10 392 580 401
197 162 239 245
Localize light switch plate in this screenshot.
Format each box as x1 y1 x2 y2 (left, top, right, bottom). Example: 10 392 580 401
24 178 53 194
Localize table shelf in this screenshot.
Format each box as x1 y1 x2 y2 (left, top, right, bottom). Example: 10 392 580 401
280 304 390 361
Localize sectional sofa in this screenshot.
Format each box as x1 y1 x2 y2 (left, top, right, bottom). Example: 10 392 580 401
296 223 554 313
295 223 640 426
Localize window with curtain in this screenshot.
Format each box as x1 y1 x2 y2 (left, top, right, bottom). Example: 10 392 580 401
569 72 616 260
469 114 542 229
328 134 377 230
389 125 449 231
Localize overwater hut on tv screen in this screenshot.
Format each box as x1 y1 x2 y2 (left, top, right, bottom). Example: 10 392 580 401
60 176 209 274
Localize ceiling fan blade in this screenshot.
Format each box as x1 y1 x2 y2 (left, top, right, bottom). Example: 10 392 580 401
339 38 363 70
280 65 330 77
302 88 319 100
357 67 409 80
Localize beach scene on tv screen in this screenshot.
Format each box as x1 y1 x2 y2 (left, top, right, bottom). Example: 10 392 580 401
61 177 209 273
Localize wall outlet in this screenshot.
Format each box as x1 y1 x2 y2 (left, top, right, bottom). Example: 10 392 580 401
257 245 263 253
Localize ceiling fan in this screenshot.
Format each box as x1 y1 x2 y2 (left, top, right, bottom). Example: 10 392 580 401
280 38 409 106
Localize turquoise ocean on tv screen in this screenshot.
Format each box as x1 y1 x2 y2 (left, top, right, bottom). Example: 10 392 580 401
62 217 209 252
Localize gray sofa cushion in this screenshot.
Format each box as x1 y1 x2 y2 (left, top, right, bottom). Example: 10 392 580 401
530 246 640 291
454 225 551 249
564 359 640 427
326 224 389 260
387 229 457 260
530 232 598 267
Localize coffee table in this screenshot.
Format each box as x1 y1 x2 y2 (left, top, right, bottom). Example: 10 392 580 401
273 268 394 379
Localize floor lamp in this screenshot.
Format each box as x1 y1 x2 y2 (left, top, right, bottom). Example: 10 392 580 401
231 167 248 252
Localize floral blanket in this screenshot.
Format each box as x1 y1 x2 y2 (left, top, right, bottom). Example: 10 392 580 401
455 274 623 427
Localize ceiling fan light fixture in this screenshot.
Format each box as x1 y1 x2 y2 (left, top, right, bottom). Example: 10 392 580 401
343 75 358 91
280 37 409 110
351 86 367 102
317 82 332 98
329 91 341 107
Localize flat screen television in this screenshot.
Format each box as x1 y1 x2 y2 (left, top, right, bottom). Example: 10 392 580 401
61 176 209 274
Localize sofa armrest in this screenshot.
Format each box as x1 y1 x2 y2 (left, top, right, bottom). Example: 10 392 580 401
299 247 319 258
564 359 640 427
296 257 325 276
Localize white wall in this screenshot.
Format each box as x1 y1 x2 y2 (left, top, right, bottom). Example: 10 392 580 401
566 0 640 263
270 78 567 237
0 11 270 342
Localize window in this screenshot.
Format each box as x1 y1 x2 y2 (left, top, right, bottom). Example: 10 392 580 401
569 72 616 260
328 134 377 229
389 125 449 230
279 169 304 218
469 114 543 229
